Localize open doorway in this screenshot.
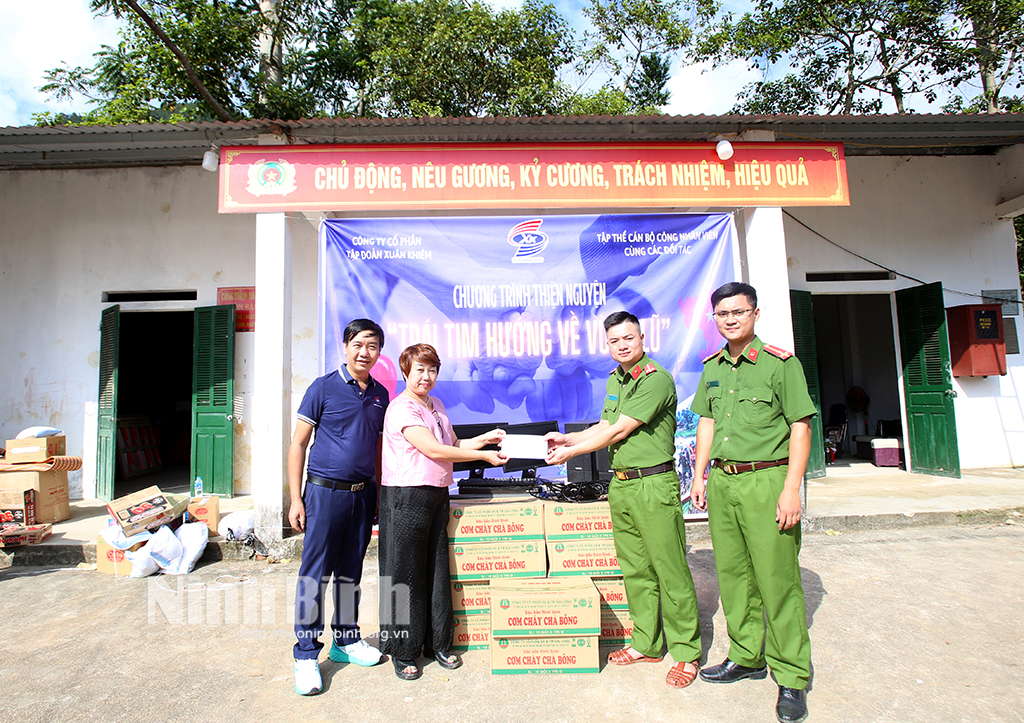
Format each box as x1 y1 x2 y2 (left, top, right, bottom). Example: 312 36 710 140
115 311 193 497
812 294 902 458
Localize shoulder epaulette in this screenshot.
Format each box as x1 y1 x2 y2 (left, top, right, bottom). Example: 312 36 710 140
702 350 721 364
763 344 794 360
643 363 657 375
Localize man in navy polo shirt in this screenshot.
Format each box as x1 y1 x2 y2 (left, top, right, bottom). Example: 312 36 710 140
288 318 389 696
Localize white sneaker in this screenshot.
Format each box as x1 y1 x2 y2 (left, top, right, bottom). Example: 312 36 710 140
294 658 322 695
329 638 384 666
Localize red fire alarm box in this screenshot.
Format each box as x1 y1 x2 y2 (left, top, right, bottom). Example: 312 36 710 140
946 304 1007 377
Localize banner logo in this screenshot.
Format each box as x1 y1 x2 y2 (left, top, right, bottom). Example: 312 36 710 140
246 159 297 197
508 219 547 264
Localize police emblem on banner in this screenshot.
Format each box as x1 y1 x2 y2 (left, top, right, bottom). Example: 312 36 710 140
246 159 298 197
507 218 548 264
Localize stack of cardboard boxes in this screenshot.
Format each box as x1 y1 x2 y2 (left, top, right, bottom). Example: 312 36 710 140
446 495 633 674
0 435 71 548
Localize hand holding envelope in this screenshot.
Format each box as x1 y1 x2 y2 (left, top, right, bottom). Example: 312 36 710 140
499 434 550 460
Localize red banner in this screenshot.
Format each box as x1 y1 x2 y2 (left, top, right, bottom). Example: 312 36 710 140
218 141 848 213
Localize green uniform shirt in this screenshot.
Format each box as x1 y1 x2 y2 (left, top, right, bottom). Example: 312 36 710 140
601 353 677 469
690 336 817 462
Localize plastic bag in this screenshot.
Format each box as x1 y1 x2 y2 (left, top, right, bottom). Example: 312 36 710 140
147 525 183 570
126 543 160 578
218 509 255 540
15 426 65 439
166 522 209 575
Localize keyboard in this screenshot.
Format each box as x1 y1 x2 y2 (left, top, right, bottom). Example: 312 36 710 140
457 477 552 488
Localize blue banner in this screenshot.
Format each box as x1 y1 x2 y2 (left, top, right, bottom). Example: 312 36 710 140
320 213 736 509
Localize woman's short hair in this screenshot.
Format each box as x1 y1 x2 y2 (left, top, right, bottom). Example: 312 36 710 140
399 343 441 377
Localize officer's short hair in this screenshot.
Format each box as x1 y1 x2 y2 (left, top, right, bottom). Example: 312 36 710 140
603 311 641 332
344 318 384 349
711 282 757 310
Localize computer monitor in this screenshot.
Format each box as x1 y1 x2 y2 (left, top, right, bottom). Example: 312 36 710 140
501 420 560 477
451 422 507 477
564 421 613 482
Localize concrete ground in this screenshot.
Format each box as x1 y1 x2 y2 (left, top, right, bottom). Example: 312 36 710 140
2 520 1022 723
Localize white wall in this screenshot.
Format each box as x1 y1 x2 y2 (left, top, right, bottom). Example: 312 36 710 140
0 166 320 498
784 154 1024 469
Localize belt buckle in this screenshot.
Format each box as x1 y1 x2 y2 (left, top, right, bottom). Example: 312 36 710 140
725 463 738 475
350 482 365 492
614 470 628 481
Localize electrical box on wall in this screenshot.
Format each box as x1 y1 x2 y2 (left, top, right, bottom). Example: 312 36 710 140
946 304 1007 377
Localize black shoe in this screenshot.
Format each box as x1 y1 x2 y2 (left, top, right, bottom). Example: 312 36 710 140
698 659 768 684
392 657 421 681
776 686 808 723
424 648 463 670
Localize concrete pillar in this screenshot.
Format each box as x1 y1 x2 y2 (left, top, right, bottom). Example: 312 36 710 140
742 206 795 350
252 212 292 551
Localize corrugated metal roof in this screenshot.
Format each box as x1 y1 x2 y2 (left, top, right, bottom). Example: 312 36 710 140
2 114 1023 170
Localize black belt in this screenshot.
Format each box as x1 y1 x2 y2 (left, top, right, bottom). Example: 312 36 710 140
306 474 370 492
613 461 675 480
713 459 788 475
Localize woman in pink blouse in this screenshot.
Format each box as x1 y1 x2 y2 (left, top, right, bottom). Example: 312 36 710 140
378 343 505 681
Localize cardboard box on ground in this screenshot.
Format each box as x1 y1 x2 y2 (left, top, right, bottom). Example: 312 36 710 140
108 486 189 537
3 435 66 463
186 495 220 535
0 470 70 523
0 524 52 548
0 488 36 528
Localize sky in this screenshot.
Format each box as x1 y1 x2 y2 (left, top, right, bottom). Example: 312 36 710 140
0 0 762 127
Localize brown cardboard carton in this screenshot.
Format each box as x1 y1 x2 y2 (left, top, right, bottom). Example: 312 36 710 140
489 577 600 637
4 435 66 463
600 605 634 645
107 486 188 537
0 523 52 548
0 470 70 523
449 540 546 581
490 635 599 674
592 575 629 610
546 537 621 577
0 488 36 528
448 498 544 542
451 580 490 616
542 501 613 541
95 535 133 575
452 613 491 651
187 495 220 535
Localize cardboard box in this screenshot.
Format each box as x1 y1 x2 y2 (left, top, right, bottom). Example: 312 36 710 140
448 499 545 542
0 488 36 528
107 486 189 537
452 613 491 651
546 538 621 577
600 606 634 645
0 523 52 548
451 580 490 616
490 577 600 637
4 435 66 463
543 501 614 540
592 575 629 609
449 540 547 581
95 535 133 575
0 470 70 523
490 635 599 674
187 495 220 535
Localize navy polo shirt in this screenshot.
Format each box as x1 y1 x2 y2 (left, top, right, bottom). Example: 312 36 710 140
297 365 389 482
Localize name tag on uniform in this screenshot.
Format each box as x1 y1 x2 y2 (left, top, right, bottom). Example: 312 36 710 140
706 381 719 390
606 394 618 402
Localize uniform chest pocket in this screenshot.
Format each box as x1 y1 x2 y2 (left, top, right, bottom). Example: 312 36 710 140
737 387 774 425
706 386 722 414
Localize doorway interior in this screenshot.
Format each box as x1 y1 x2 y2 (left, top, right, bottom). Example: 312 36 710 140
812 294 902 457
115 311 193 496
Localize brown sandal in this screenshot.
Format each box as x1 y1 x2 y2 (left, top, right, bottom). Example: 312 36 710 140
608 647 664 666
666 660 701 689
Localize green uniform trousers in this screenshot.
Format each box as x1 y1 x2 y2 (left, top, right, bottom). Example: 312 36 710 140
707 464 811 689
608 470 702 662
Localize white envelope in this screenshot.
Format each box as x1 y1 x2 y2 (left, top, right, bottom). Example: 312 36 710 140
499 434 549 460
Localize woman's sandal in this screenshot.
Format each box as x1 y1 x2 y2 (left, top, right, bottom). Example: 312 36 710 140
393 657 421 681
665 660 701 689
427 649 463 670
607 647 665 666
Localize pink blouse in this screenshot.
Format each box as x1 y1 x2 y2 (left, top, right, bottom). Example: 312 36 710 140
382 394 456 488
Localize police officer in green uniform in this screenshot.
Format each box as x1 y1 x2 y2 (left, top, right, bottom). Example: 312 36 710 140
690 282 816 723
547 311 702 690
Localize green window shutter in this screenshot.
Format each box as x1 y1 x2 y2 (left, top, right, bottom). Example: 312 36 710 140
96 305 120 501
790 290 825 479
191 305 236 496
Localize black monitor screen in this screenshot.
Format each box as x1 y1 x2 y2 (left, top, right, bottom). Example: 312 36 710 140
501 420 560 475
451 423 507 474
